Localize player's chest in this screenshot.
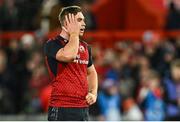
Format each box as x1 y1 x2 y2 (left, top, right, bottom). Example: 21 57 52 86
73 44 89 65
77 44 88 59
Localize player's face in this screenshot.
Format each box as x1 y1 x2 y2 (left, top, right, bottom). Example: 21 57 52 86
75 12 86 36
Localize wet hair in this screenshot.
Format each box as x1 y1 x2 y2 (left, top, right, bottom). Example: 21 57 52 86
59 6 82 26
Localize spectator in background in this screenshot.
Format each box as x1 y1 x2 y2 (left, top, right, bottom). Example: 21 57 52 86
163 59 180 120
0 0 19 31
25 49 48 113
0 0 42 31
79 0 97 30
97 78 121 121
122 97 143 121
5 39 30 113
118 50 132 79
138 70 165 121
0 49 16 113
166 0 180 30
28 63 49 113
34 0 97 32
16 0 42 30
159 41 175 77
119 78 135 99
91 44 106 84
0 50 7 79
105 56 121 81
175 38 180 58
137 54 152 88
34 0 62 32
95 48 117 83
20 34 36 53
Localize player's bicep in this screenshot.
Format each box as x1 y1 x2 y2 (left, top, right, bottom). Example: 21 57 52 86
87 64 96 75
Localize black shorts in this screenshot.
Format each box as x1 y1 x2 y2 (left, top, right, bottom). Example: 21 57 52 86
48 106 89 121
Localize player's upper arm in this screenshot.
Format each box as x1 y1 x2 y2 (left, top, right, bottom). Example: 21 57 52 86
87 64 96 75
44 40 74 62
44 40 62 59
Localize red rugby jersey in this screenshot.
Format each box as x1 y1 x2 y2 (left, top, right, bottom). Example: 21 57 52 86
44 35 93 107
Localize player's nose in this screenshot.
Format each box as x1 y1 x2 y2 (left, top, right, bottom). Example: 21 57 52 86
82 20 86 26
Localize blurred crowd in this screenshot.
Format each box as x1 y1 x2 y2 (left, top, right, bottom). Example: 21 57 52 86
0 0 180 31
0 0 96 32
0 34 180 121
90 36 180 121
0 34 49 114
0 0 180 121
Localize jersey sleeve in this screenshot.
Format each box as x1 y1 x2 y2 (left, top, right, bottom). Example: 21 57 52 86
87 46 93 67
44 40 63 59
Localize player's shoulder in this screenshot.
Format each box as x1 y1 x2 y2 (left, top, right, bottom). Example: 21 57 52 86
45 35 62 45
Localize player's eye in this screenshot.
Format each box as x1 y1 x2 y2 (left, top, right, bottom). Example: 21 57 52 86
77 18 82 22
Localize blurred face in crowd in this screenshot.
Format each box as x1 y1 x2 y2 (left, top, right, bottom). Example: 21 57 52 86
9 40 19 51
148 78 160 90
108 85 119 96
139 55 150 69
119 51 129 65
171 67 180 83
112 58 121 70
103 79 119 96
164 52 174 63
0 50 7 73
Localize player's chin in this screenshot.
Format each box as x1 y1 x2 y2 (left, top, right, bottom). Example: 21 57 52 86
79 32 84 37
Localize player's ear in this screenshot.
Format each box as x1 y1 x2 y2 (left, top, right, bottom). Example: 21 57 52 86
62 20 68 32
62 19 67 27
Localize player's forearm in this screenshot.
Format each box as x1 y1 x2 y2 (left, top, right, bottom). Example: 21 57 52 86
87 69 98 96
63 34 79 58
56 34 79 61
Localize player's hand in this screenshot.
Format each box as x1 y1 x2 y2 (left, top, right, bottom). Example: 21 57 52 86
86 92 97 105
65 13 80 35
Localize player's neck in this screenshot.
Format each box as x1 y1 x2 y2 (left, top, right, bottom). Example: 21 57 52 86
60 29 69 40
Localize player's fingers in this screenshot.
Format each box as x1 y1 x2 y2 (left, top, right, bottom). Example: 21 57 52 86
87 100 91 104
71 14 75 23
86 95 92 101
86 97 91 102
87 99 92 105
85 95 88 99
88 99 95 105
65 15 70 25
87 101 91 105
69 13 73 23
86 94 91 99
